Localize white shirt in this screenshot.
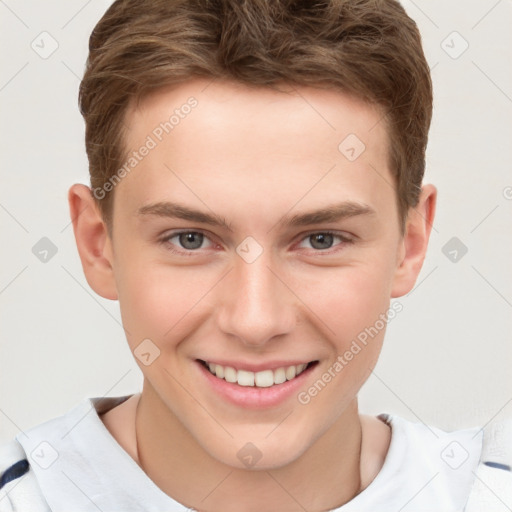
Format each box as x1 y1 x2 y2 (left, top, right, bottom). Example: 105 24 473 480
1 394 511 511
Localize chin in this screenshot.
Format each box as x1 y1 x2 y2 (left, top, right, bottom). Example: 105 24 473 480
201 429 313 471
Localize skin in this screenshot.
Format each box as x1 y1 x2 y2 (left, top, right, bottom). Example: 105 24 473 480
69 78 436 511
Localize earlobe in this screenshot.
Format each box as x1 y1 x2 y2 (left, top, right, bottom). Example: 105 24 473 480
391 184 437 298
68 184 118 300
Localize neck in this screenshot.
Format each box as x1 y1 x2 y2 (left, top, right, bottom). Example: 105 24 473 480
135 384 363 512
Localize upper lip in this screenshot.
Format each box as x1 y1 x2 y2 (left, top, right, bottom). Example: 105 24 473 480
198 358 316 372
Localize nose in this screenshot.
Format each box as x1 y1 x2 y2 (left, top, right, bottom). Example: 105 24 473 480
216 252 296 348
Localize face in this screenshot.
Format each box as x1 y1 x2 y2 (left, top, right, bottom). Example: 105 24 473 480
99 79 408 468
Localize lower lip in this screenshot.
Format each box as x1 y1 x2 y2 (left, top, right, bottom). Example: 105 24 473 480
196 360 316 409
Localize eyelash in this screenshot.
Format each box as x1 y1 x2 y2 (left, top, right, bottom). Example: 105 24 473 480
159 230 354 256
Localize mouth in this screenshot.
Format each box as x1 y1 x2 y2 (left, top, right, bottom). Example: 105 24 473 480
195 358 319 409
198 359 318 388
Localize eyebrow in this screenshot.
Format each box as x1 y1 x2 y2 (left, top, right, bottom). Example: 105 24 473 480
286 201 375 227
137 200 375 230
138 202 233 230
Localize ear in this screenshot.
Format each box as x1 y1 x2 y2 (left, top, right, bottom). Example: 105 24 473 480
391 184 437 297
68 184 118 300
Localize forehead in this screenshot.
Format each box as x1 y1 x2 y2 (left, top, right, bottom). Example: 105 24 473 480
125 78 388 156
116 79 394 226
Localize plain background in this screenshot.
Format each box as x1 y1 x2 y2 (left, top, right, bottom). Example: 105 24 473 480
0 0 511 444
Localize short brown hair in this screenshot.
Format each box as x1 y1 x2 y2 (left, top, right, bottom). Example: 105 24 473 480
79 0 433 232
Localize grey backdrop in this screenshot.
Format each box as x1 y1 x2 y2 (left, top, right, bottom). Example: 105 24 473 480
1 0 511 444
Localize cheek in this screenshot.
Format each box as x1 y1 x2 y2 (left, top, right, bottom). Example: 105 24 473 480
307 261 395 341
114 263 190 366
115 259 218 354
294 266 392 419
297 257 395 398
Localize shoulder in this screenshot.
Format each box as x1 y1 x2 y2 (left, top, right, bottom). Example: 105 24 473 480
465 418 512 511
0 395 134 511
374 413 484 508
0 438 49 511
379 413 512 511
378 412 484 469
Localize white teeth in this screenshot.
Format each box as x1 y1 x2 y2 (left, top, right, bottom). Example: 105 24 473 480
224 366 237 383
255 370 274 388
285 365 296 380
205 361 310 387
237 370 254 387
274 367 287 384
215 364 225 379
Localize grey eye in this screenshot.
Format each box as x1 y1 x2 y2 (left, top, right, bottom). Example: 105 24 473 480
308 233 334 250
179 232 204 249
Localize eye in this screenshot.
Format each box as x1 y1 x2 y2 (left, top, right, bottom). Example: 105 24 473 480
161 231 215 253
297 231 353 251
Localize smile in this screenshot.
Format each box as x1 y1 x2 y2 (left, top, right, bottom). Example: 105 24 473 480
199 360 313 388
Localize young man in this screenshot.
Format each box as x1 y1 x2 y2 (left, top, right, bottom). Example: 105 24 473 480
1 0 511 510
